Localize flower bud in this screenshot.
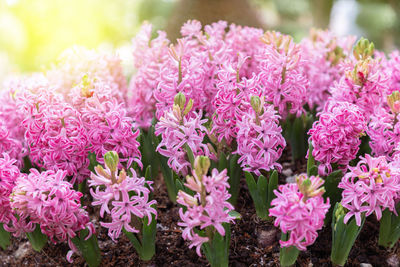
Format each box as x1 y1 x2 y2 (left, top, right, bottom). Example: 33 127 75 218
183 98 193 116
387 91 400 114
104 151 119 173
353 38 374 60
251 95 262 114
174 92 186 110
194 156 210 178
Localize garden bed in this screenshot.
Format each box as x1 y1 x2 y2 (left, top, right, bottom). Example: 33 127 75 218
1 154 398 267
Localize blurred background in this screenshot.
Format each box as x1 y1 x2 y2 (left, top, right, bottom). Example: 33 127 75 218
0 0 399 79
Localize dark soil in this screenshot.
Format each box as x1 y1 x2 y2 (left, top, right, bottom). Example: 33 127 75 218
0 153 399 267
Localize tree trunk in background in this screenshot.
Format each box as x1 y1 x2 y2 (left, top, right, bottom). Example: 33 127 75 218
166 0 265 41
310 0 334 29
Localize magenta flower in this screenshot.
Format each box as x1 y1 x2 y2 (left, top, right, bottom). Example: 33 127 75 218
257 32 308 118
0 153 21 225
339 154 400 226
269 174 330 250
155 95 213 175
300 29 355 109
177 157 236 256
128 23 170 128
89 152 156 242
47 46 127 102
235 96 286 175
8 169 94 261
308 101 367 175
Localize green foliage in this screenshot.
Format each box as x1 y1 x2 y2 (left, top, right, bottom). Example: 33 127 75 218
245 170 278 220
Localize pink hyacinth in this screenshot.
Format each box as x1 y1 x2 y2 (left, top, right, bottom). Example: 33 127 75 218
330 51 389 117
0 153 21 225
235 96 286 176
155 94 213 175
177 156 236 256
17 83 90 183
89 151 156 241
339 154 400 226
46 46 127 102
257 31 308 118
308 101 367 175
0 122 24 168
8 169 94 261
269 174 330 250
128 23 170 128
71 77 142 168
300 29 355 109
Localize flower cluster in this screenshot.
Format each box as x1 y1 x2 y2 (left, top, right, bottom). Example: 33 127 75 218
258 31 308 117
89 151 157 241
269 174 330 250
339 154 400 226
177 156 236 256
8 169 93 260
235 96 286 175
16 81 90 183
0 153 21 225
46 46 127 102
71 76 142 168
300 29 355 109
155 93 212 175
308 101 366 175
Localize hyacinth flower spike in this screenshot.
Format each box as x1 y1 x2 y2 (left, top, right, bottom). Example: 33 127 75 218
269 174 330 266
89 151 157 261
177 156 239 267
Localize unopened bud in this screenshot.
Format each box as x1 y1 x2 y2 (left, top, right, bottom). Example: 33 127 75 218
174 92 186 110
251 95 262 114
353 38 374 60
104 151 119 173
387 91 400 114
183 98 193 116
194 156 210 177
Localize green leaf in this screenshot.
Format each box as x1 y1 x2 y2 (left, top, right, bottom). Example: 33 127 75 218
324 170 343 225
26 225 48 252
227 154 241 206
257 175 268 203
228 210 242 220
139 214 156 261
218 152 227 172
144 165 152 181
184 144 195 168
0 223 10 250
71 229 101 267
378 203 400 248
307 142 315 177
331 203 365 266
88 152 99 173
267 171 278 210
279 232 300 266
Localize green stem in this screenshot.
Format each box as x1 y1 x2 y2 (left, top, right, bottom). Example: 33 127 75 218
0 223 10 250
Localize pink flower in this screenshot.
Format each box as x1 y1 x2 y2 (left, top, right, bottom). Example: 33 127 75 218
177 160 236 257
128 24 170 128
308 101 366 175
0 153 21 225
89 152 156 242
257 32 308 118
269 174 330 250
8 169 94 261
181 20 202 38
339 154 400 226
155 100 213 175
47 46 127 102
235 98 286 175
